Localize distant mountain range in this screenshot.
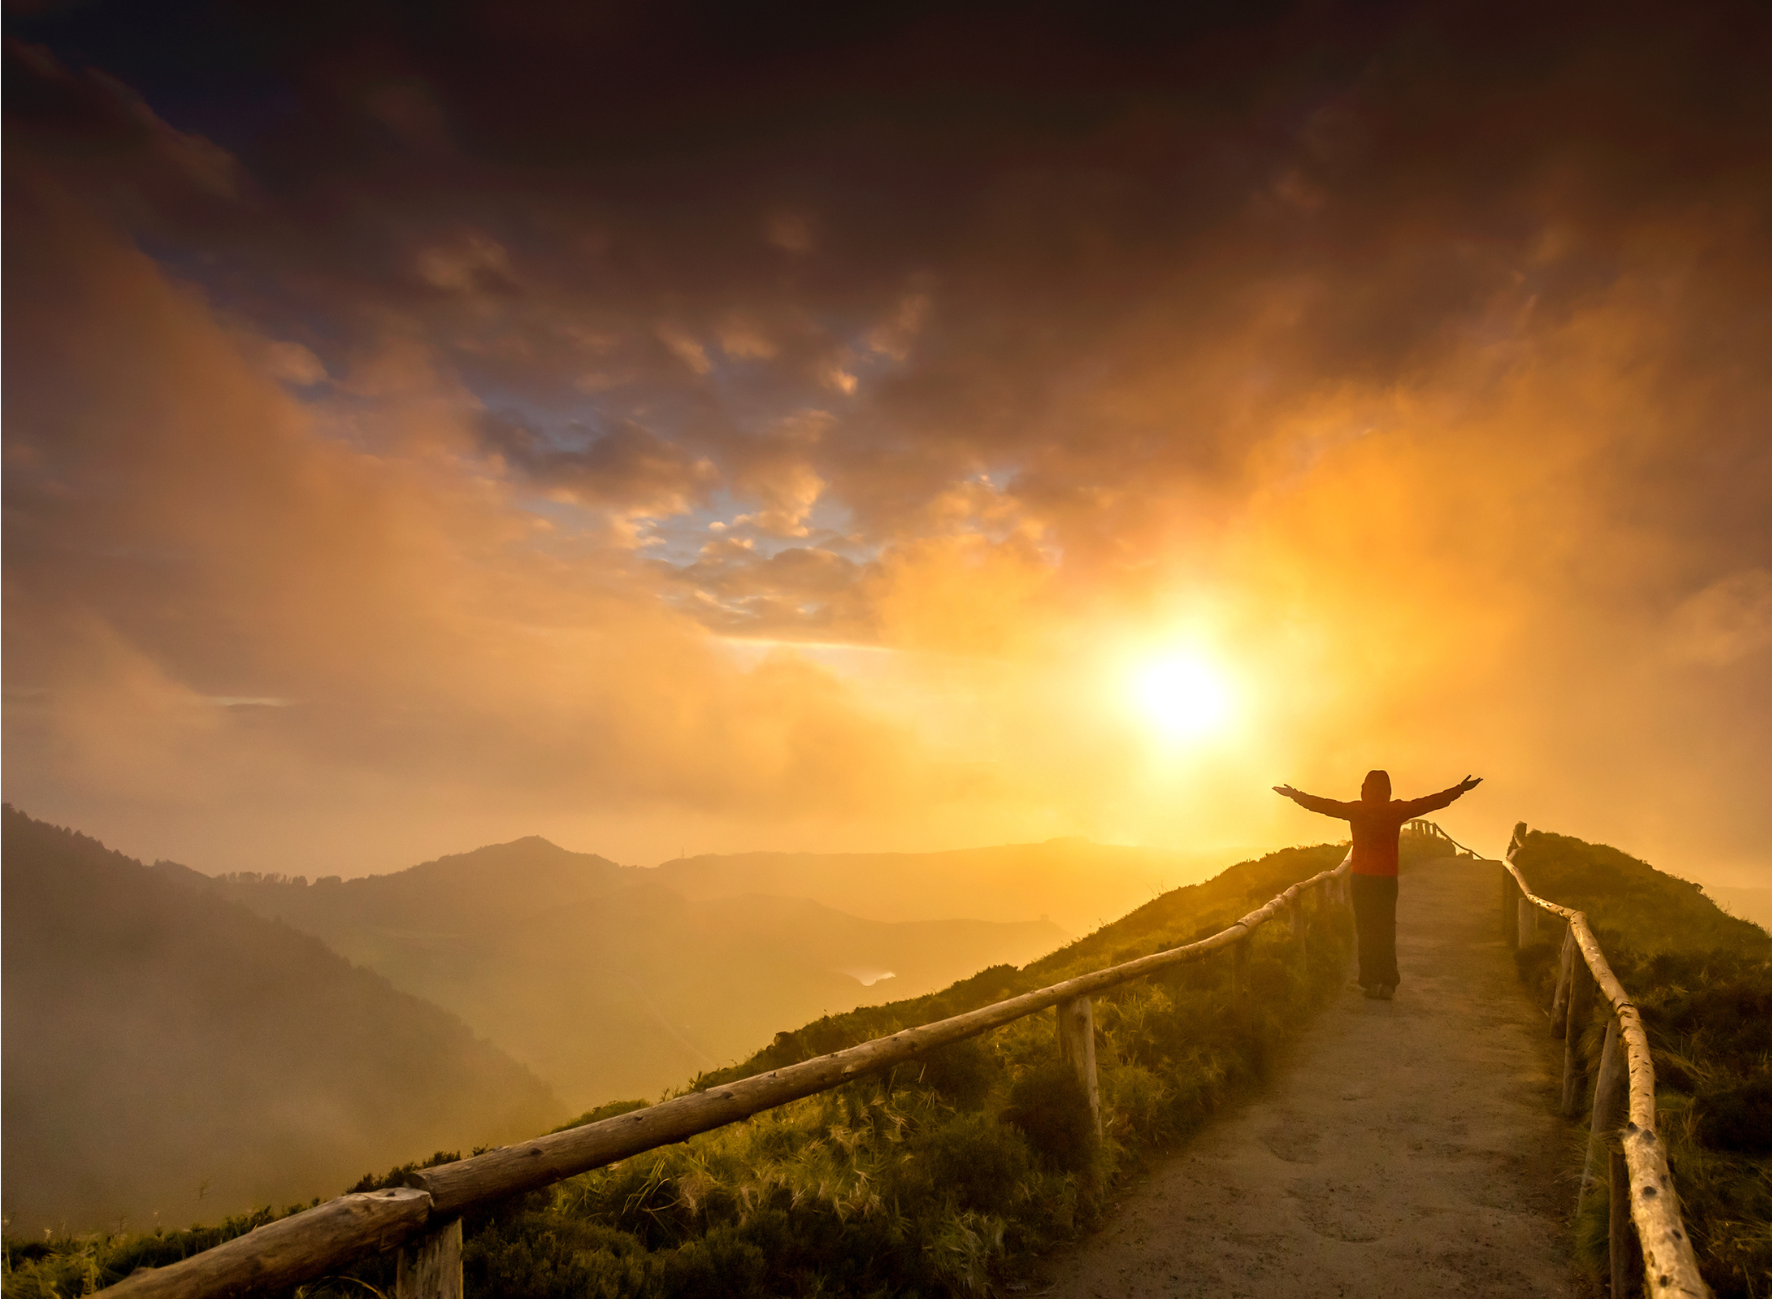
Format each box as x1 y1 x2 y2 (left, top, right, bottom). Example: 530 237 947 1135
3 811 1241 1234
168 838 1070 1110
649 838 1232 932
1 808 561 1235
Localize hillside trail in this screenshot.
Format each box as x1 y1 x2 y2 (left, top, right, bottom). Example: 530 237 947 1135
1038 854 1590 1298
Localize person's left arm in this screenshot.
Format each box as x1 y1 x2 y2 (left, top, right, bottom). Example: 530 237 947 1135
1273 785 1356 819
1400 774 1482 817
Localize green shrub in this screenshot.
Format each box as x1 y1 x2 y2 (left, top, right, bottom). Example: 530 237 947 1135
1102 1064 1171 1142
1003 1063 1094 1175
903 1112 1036 1213
913 1038 995 1111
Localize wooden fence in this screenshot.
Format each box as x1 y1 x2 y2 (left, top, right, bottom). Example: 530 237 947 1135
100 852 1358 1299
1403 818 1477 854
1502 822 1711 1299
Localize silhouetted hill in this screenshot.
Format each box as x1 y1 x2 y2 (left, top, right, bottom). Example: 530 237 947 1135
1 808 562 1235
168 837 1067 1110
648 838 1236 933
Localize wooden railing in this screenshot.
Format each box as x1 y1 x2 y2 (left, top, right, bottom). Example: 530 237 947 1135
100 852 1359 1299
1502 823 1711 1299
1403 818 1479 855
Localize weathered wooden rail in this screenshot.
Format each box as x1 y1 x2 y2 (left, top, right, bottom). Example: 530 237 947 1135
1502 822 1712 1299
100 849 1358 1299
1403 817 1477 855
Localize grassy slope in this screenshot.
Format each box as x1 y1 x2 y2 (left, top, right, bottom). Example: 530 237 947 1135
6 839 1388 1299
1509 830 1772 1299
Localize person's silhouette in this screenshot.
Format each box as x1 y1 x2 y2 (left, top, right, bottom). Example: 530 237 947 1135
1273 770 1482 999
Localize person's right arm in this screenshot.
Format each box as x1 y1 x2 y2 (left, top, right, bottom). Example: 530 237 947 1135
1273 785 1355 820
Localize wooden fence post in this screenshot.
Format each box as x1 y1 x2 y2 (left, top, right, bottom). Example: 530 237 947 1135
1232 934 1251 1031
1550 931 1575 1036
1609 1146 1634 1299
396 1217 462 1299
1561 955 1597 1117
1576 1009 1638 1299
1502 868 1519 948
1582 1017 1626 1203
1055 995 1101 1138
1517 896 1539 945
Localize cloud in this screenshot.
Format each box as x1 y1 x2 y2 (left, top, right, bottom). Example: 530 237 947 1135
479 413 718 516
262 341 329 386
1669 570 1772 667
655 323 712 375
415 233 516 292
717 313 778 360
764 210 815 254
2 161 949 872
5 3 1772 879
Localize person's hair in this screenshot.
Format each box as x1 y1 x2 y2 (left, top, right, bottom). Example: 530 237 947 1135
1362 769 1392 799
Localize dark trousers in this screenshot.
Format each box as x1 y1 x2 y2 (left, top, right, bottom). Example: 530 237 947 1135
1350 873 1400 988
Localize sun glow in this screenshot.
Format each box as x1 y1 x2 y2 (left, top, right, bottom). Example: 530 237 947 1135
1129 653 1235 741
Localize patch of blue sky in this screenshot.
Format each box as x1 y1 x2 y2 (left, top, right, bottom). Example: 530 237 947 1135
639 487 749 565
642 482 877 570
136 236 358 362
453 369 618 443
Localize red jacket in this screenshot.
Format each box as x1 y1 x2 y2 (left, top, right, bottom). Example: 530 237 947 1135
1289 786 1466 876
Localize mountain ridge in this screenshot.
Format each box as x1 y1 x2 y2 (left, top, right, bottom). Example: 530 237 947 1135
160 834 1072 1109
0 806 563 1235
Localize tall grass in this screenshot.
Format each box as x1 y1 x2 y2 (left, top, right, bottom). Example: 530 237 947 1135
5 841 1371 1299
1510 830 1772 1299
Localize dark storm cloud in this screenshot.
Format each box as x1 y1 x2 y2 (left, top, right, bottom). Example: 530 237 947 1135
23 1 1766 564
477 411 718 514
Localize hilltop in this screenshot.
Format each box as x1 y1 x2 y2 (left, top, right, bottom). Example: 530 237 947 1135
0 808 561 1235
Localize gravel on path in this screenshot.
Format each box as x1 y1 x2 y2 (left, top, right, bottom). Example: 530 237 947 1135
1037 854 1591 1298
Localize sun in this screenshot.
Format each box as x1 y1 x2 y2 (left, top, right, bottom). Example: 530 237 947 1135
1129 653 1234 741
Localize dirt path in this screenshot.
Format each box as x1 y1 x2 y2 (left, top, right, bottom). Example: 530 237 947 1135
1039 855 1589 1298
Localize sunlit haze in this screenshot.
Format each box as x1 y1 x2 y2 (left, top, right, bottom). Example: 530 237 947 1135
4 1 1770 891
1129 654 1236 744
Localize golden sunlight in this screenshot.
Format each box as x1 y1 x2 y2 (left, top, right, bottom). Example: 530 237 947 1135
1129 652 1235 742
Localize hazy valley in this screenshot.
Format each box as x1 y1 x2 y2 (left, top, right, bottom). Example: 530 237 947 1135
648 839 1234 932
4 811 1228 1231
168 837 1080 1110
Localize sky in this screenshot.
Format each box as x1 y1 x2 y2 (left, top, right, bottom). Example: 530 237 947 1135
5 0 1770 885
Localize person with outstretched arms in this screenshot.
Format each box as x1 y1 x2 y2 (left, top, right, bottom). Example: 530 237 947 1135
1273 770 1482 999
